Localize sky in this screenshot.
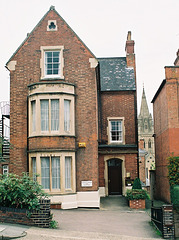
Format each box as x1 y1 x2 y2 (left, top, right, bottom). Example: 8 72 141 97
0 0 178 114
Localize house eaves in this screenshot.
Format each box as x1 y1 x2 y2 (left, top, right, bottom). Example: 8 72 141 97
151 79 166 103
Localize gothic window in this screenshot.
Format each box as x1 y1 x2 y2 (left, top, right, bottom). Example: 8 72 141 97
148 139 151 148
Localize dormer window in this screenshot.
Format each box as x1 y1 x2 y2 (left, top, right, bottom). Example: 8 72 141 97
47 20 57 31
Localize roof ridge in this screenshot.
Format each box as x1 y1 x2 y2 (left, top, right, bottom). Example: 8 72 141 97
6 6 96 66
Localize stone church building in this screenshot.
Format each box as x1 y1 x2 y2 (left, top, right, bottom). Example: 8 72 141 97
138 88 155 185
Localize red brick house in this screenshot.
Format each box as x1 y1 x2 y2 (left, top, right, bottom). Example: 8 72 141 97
5 6 138 208
152 49 179 203
97 33 138 196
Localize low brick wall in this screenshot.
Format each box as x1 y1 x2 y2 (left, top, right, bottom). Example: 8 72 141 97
0 199 51 228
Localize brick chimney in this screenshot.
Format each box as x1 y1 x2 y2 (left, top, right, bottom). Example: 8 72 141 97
174 49 179 66
125 31 135 54
125 31 136 80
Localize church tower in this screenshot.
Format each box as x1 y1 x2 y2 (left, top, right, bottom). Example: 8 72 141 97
138 87 155 185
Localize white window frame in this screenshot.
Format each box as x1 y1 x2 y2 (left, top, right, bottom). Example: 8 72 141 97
40 46 64 79
29 152 76 194
107 117 125 144
29 95 74 136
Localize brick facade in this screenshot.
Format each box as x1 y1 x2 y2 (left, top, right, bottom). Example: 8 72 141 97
6 7 138 207
99 91 136 145
152 52 179 203
7 7 98 194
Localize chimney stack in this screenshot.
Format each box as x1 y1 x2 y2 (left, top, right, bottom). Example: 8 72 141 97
125 31 135 54
174 49 179 66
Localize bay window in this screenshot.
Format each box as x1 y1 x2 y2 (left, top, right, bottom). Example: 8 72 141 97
29 95 74 136
29 152 75 194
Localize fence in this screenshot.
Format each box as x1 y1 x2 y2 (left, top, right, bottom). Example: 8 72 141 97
151 205 175 239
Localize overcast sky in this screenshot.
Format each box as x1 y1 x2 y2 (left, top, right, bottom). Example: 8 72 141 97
0 0 178 114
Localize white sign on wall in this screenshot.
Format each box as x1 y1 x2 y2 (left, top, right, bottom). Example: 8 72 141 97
81 181 93 187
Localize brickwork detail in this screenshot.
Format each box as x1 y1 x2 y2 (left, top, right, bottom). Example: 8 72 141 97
0 199 51 228
129 199 145 209
99 91 136 145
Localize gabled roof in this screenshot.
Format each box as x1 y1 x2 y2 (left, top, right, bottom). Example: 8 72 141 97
6 6 96 66
98 57 136 91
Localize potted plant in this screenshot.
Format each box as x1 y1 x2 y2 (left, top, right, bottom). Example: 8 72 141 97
126 178 150 209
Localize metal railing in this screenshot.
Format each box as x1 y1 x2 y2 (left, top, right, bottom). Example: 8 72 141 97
151 205 175 239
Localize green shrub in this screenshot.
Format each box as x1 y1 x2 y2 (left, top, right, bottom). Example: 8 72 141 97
126 189 150 200
132 178 142 189
167 156 179 186
0 173 48 210
49 220 58 229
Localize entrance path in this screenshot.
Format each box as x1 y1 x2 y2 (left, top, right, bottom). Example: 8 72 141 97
0 196 163 239
51 196 162 239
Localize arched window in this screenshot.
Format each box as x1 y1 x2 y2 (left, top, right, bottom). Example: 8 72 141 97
148 139 151 148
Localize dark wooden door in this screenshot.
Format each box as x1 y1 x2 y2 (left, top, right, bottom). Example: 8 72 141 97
108 159 122 195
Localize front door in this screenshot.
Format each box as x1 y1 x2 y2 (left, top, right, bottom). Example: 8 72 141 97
108 159 122 195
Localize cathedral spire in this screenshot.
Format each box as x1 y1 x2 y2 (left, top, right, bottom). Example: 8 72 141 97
139 87 150 118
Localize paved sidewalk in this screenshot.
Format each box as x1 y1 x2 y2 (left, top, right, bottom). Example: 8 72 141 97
0 196 163 240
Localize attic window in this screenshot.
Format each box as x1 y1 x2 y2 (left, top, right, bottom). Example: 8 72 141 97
47 20 57 31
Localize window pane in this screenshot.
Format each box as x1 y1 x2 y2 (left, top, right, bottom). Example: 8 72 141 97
41 100 49 131
31 101 36 132
64 100 70 132
51 100 59 131
32 157 36 181
45 51 60 76
110 120 122 142
65 157 71 189
41 157 50 189
52 157 60 189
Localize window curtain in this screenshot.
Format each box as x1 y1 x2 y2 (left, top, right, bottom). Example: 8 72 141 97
65 157 71 189
31 101 36 132
31 157 36 181
51 100 59 131
64 100 70 132
41 100 49 131
51 157 60 189
41 157 50 189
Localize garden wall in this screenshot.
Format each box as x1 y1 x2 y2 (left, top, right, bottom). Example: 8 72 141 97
0 199 51 228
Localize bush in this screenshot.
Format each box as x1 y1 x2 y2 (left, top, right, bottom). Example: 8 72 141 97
0 173 48 210
167 156 179 186
132 178 142 189
126 189 150 200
